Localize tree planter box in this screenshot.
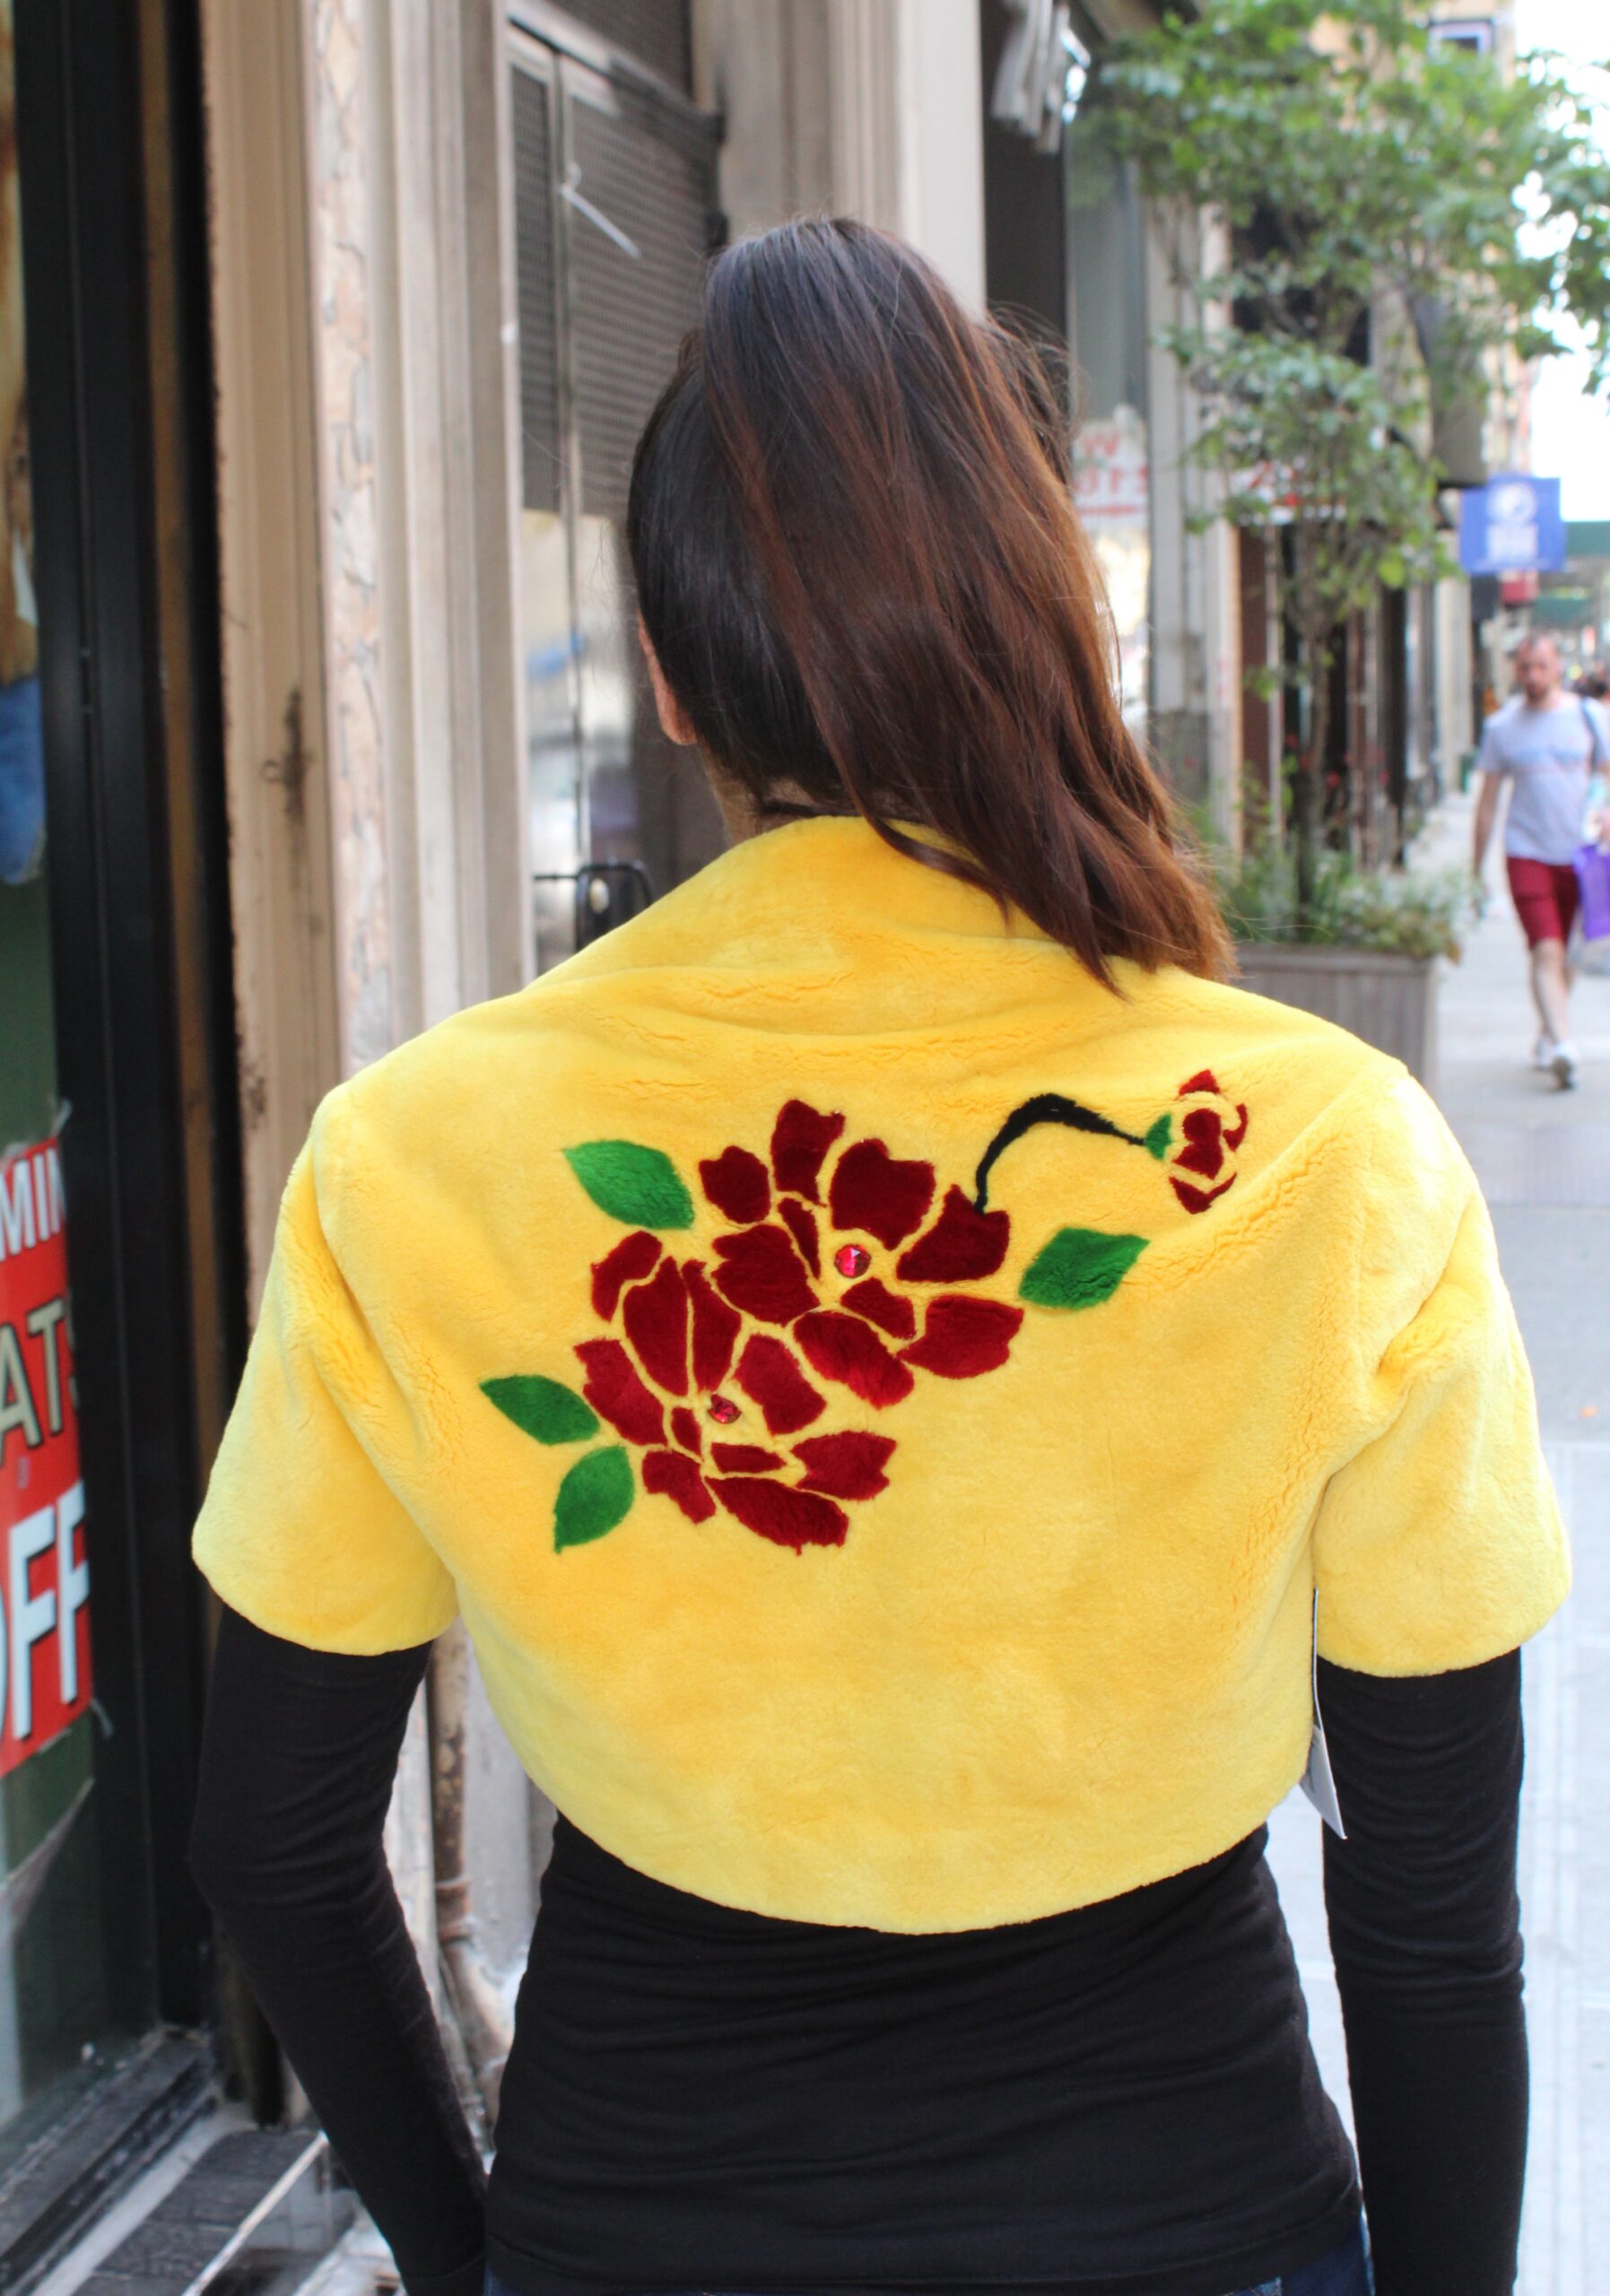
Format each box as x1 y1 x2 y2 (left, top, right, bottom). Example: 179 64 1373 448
1233 943 1440 1093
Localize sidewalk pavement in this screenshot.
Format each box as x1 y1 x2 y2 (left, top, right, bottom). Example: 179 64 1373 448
1264 788 1610 2294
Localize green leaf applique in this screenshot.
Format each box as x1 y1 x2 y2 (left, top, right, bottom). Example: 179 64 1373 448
1143 1113 1172 1161
483 1374 600 1445
554 1444 635 1550
1019 1228 1148 1309
563 1140 695 1230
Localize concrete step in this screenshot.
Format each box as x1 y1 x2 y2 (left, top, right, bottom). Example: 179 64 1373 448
71 2131 353 2296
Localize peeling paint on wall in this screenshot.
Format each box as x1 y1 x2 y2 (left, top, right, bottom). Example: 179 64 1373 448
312 0 394 1072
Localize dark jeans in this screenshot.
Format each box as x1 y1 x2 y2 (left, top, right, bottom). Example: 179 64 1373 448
484 2221 1372 2296
1240 2215 1373 2293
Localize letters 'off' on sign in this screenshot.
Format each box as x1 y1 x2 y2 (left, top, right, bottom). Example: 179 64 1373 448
0 1138 91 1775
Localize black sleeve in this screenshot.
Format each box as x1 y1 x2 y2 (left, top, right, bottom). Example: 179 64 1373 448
1318 1650 1527 2296
190 1606 487 2296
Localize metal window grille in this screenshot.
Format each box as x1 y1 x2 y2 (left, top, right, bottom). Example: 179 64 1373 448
539 0 692 92
512 69 561 513
568 77 711 521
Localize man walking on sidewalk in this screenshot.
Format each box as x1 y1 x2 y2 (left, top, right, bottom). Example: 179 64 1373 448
1472 631 1607 1089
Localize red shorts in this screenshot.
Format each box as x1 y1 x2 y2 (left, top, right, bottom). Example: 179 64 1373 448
1506 856 1580 949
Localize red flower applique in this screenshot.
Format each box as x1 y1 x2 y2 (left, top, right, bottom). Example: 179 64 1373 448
484 1076 1247 1552
584 1100 1032 1544
1167 1071 1249 1214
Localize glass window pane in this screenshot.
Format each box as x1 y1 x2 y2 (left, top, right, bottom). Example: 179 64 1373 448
1067 131 1151 730
0 0 117 2137
513 42 723 973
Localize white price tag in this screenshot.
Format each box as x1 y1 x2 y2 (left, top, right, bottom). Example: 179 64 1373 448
1299 1590 1346 1838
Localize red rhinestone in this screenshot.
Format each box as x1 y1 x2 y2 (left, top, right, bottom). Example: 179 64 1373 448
707 1394 741 1424
833 1243 871 1278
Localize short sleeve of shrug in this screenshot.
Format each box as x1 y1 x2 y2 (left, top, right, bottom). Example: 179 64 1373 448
1312 1074 1569 1676
192 1097 457 1654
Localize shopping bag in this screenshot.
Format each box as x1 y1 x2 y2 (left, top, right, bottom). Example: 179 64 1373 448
1574 840 1610 944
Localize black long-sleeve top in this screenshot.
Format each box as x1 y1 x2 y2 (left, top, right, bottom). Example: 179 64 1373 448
190 1608 1529 2296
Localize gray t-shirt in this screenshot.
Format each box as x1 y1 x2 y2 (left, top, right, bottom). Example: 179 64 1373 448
1478 693 1609 865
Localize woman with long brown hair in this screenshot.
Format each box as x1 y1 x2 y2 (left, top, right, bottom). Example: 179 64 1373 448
191 222 1564 2296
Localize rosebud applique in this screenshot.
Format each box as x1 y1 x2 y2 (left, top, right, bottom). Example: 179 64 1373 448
484 1081 1247 1552
1166 1071 1249 1213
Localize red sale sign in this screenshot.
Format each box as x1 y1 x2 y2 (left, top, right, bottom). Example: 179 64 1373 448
1075 411 1150 531
0 1136 91 1774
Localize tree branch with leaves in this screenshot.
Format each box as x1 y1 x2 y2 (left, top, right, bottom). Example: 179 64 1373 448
1091 0 1610 922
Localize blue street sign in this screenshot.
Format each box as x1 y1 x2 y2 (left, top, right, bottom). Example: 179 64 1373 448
1458 474 1566 576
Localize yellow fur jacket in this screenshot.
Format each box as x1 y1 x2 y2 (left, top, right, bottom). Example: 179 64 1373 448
194 817 1568 1932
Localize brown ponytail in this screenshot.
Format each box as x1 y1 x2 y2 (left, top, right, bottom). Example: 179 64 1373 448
626 218 1229 986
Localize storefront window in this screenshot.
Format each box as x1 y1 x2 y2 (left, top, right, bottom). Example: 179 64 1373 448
1066 125 1151 733
511 13 722 973
0 0 113 2147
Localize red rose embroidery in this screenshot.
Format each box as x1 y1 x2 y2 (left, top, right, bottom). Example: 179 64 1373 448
486 1075 1246 1553
563 1099 1026 1550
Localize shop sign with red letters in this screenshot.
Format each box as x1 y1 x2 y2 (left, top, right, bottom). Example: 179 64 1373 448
0 1136 91 1773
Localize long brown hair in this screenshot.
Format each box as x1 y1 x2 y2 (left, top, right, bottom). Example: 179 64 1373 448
627 219 1229 984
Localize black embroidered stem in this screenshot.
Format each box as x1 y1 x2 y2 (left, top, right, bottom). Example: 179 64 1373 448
973 1094 1150 1211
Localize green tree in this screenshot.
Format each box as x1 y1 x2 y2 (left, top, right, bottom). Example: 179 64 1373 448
1091 0 1610 919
